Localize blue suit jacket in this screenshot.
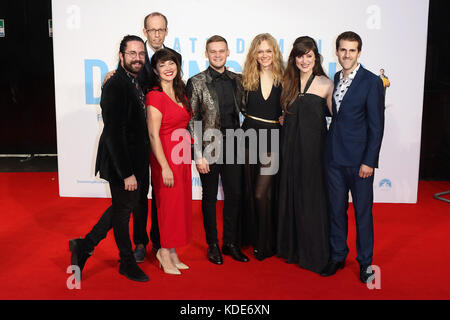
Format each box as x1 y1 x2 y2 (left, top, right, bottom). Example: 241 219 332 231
325 66 385 168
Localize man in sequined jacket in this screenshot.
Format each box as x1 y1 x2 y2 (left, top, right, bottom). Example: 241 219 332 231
187 35 249 265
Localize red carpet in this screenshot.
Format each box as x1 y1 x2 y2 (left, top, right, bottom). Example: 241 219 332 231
0 172 449 300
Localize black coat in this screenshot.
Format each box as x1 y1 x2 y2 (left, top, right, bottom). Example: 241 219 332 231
95 64 150 185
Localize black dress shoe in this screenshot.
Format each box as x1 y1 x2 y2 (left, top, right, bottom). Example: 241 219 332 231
207 244 223 265
360 264 375 284
253 249 275 261
119 262 149 282
320 260 345 277
69 238 92 280
222 244 249 262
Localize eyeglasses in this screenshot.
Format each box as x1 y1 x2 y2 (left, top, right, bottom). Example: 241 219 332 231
146 28 167 35
124 51 146 58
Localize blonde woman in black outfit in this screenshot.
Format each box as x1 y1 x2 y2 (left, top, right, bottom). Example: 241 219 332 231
241 33 284 260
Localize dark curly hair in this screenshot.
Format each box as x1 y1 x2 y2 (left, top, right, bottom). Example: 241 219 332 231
148 48 191 114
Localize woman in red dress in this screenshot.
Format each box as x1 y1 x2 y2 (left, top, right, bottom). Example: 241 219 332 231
146 49 192 275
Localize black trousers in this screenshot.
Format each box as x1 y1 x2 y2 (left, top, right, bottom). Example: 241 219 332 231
109 181 140 263
132 171 150 247
149 189 160 250
84 169 160 252
199 137 243 246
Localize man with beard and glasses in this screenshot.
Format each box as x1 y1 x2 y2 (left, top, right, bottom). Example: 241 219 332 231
69 35 150 282
98 12 182 264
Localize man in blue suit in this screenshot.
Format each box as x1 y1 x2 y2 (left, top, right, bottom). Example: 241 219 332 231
320 32 385 284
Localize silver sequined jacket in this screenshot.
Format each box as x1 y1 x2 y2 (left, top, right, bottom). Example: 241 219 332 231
187 68 246 161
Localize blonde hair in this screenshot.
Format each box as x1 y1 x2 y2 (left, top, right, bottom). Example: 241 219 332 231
242 33 285 91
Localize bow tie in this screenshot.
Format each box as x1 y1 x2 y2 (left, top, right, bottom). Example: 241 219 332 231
212 72 229 81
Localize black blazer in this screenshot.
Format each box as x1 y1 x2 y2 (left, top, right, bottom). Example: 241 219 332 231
325 66 385 168
137 42 182 94
95 64 150 184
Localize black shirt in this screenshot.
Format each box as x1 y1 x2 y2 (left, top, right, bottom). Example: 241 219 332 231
209 67 237 130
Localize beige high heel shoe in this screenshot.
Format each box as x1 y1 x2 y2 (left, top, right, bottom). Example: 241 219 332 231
174 261 189 270
169 250 189 270
156 249 181 275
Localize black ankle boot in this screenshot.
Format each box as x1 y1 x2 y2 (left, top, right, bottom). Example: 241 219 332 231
69 238 93 279
119 261 149 282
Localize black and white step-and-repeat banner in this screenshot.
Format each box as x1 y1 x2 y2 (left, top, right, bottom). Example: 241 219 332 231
52 0 429 203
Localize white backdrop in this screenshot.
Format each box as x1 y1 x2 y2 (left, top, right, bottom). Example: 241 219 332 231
52 0 429 203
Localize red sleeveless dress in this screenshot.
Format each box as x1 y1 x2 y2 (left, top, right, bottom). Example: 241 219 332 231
146 90 192 248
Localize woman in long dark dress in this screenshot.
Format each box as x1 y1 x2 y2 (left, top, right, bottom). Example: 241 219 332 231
277 36 334 273
241 33 284 260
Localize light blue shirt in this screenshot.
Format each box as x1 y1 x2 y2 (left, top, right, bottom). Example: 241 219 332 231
146 42 156 63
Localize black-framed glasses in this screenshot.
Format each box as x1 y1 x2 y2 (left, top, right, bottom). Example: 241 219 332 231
146 28 167 35
124 51 146 58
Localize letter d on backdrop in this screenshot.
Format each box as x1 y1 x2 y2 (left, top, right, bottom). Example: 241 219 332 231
85 59 108 105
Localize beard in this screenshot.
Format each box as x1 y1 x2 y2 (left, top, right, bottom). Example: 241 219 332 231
123 59 143 75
